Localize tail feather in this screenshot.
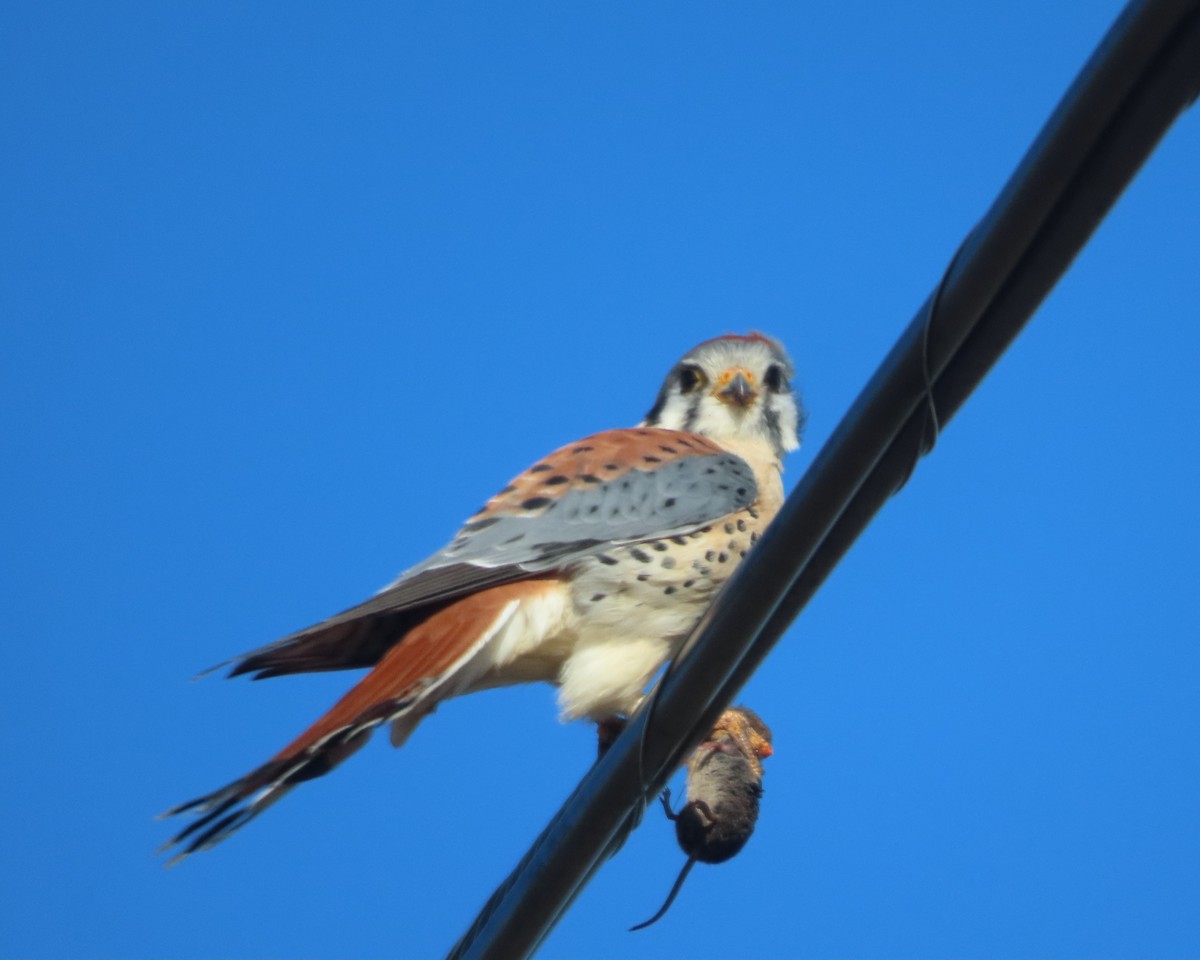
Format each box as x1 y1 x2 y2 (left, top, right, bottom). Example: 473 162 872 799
158 723 383 865
159 667 423 863
158 776 273 865
159 582 547 863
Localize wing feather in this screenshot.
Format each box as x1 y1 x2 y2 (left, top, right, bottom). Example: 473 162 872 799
161 583 541 863
216 427 757 680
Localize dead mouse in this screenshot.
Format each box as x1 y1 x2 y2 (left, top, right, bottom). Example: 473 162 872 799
631 706 773 931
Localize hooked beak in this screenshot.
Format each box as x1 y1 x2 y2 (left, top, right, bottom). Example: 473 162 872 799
715 368 758 409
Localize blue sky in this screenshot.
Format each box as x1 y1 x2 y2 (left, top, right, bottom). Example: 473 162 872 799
3 2 1198 957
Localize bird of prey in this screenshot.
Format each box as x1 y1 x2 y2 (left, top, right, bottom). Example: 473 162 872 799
160 333 804 862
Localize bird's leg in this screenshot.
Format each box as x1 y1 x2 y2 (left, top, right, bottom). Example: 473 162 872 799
595 716 627 760
658 787 679 820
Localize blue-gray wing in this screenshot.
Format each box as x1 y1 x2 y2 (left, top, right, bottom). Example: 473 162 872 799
220 428 757 679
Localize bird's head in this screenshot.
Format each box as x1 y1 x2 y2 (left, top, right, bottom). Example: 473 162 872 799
643 333 804 459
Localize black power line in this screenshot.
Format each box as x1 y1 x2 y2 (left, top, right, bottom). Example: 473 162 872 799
449 1 1200 956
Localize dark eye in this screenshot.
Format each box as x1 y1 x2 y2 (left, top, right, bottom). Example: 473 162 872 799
678 365 706 394
763 364 787 393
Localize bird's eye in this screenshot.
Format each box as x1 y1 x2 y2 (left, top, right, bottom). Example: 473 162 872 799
678 365 706 394
763 364 787 393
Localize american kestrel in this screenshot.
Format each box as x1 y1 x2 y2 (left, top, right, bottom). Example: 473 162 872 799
161 333 804 862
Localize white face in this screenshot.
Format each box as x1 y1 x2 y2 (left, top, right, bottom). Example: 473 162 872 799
642 335 804 458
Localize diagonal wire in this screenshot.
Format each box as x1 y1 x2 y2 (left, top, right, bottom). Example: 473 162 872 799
449 0 1200 956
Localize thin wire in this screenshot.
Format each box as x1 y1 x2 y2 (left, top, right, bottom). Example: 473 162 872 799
895 234 969 493
919 264 946 453
621 662 673 854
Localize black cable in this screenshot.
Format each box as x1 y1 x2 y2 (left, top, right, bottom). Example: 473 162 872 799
449 1 1200 956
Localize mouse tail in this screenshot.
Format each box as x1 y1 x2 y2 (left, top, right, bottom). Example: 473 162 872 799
629 856 697 932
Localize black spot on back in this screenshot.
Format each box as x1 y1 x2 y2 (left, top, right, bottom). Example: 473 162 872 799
521 496 553 510
530 463 553 473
